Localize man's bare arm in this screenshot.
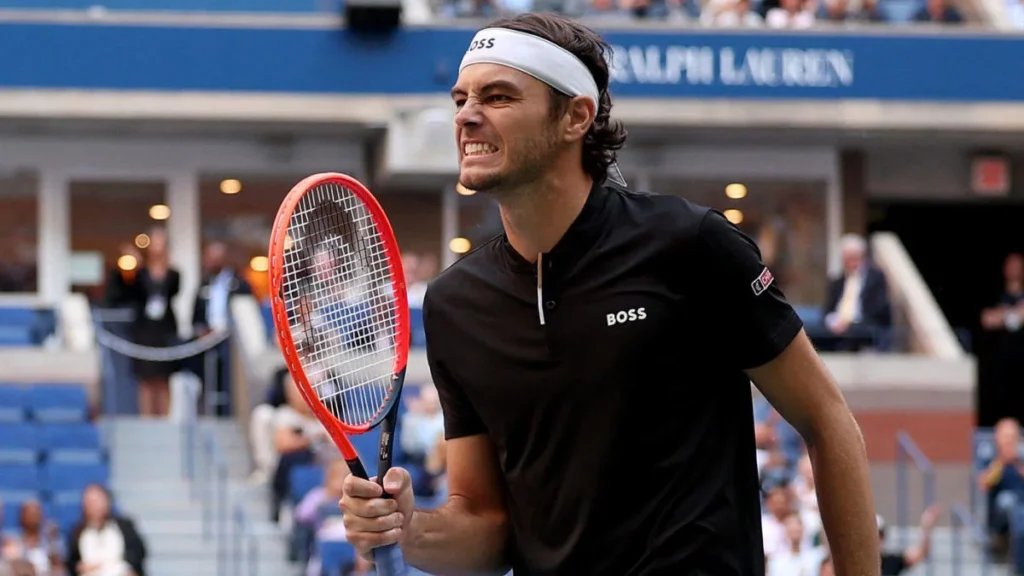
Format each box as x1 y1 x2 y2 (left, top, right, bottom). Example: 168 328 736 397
402 434 510 575
747 330 879 576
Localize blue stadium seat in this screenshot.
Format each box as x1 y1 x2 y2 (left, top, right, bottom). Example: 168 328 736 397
41 423 105 463
0 464 42 500
290 465 324 503
50 501 83 535
0 327 34 347
0 386 29 422
350 429 382 466
0 423 39 464
2 499 24 530
261 303 275 341
29 385 89 422
318 540 356 576
42 462 110 499
0 307 36 326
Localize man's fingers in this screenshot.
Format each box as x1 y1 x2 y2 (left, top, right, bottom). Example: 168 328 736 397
382 467 412 495
344 473 384 498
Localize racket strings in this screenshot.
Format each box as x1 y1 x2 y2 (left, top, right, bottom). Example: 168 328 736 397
282 182 401 427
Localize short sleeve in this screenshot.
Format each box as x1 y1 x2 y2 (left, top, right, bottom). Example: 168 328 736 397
422 286 487 440
697 210 803 370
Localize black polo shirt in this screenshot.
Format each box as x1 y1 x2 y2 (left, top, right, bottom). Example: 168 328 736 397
422 181 803 576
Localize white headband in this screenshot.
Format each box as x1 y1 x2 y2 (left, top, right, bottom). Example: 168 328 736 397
459 28 600 105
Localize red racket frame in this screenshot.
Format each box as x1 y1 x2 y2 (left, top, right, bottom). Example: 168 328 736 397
267 172 411 465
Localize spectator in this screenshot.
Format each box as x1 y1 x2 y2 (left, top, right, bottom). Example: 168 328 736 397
399 385 447 498
766 513 825 575
3 500 63 576
981 254 1024 423
878 504 941 574
979 417 1024 556
912 0 962 21
270 374 329 523
190 241 251 417
761 482 795 557
791 454 822 539
122 227 181 417
701 0 764 26
249 367 290 485
66 484 147 576
295 459 350 534
820 234 892 351
765 0 816 27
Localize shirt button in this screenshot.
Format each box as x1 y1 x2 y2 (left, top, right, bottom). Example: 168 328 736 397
545 300 557 310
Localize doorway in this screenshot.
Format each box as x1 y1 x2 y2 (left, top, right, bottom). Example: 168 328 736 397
867 199 1024 427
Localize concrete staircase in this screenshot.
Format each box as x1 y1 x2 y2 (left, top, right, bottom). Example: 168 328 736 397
105 417 298 576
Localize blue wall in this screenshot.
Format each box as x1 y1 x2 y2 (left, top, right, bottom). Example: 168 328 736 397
0 0 341 12
0 22 1020 102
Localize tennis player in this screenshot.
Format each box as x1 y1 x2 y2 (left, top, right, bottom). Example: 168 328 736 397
341 13 880 576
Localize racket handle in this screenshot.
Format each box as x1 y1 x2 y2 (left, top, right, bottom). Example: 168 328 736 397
373 543 408 576
346 457 370 480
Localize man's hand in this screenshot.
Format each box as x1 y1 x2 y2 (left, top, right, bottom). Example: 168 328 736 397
920 504 942 531
340 467 416 561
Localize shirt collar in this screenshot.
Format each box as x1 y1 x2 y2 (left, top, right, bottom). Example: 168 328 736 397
499 181 610 275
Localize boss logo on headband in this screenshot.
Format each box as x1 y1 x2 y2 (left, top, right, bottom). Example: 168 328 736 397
468 38 496 52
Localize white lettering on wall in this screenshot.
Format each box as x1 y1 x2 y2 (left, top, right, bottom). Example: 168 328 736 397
608 45 855 88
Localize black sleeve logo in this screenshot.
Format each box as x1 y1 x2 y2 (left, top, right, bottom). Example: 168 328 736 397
468 38 496 52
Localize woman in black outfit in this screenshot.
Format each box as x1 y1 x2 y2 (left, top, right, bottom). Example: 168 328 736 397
65 484 147 576
124 228 181 418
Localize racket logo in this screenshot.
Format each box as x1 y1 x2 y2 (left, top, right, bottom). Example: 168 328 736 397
606 307 647 326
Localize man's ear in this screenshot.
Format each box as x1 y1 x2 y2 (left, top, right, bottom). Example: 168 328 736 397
563 96 596 143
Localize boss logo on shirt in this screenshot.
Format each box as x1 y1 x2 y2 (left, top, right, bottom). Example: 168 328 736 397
467 38 496 51
606 307 647 326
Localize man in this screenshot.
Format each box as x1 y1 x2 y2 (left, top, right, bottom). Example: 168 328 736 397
978 417 1024 556
820 234 892 351
341 13 878 575
876 505 941 575
190 241 250 416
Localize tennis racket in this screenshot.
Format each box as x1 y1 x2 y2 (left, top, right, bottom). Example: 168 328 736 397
268 172 410 576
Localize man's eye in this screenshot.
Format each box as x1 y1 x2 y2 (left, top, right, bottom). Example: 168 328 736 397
486 95 511 103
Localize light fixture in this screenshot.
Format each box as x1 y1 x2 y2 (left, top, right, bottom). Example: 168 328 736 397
723 209 744 225
250 256 269 272
220 179 242 195
449 237 472 254
456 183 476 196
117 254 138 271
134 233 151 249
725 183 747 200
149 204 171 221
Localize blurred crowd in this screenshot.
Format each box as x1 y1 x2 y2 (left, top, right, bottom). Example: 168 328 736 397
434 0 964 24
754 396 941 575
0 485 147 576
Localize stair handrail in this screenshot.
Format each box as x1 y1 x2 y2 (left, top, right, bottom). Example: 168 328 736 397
180 375 259 576
895 430 936 576
950 503 990 576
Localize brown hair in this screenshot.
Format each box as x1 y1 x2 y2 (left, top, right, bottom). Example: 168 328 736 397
487 13 627 184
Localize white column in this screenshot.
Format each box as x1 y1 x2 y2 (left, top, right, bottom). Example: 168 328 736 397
37 170 70 305
825 152 843 277
167 169 201 338
441 185 459 270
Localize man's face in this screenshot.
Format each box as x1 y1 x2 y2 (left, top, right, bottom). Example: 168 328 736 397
451 63 562 195
842 246 863 274
1005 254 1023 283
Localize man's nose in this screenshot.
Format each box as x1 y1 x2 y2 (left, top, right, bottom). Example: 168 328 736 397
454 100 483 128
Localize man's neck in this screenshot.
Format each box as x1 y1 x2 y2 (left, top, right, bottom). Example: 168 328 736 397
498 169 593 262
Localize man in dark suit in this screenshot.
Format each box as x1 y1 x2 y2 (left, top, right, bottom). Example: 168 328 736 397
820 234 893 351
190 241 251 416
